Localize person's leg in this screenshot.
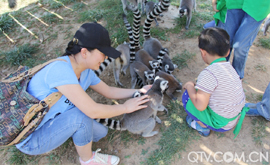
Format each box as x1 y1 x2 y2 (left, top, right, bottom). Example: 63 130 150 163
217 20 225 29
17 107 97 155
203 20 215 29
231 12 264 79
256 83 270 121
246 83 270 121
224 9 245 61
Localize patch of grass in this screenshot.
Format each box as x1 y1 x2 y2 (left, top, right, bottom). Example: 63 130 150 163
141 147 149 155
255 64 267 72
172 49 196 70
41 13 63 24
259 37 270 49
0 13 15 32
151 27 169 41
214 132 225 139
193 11 213 22
0 43 39 66
183 29 200 38
251 117 269 145
77 9 104 23
199 3 212 10
7 146 40 165
145 100 200 164
72 2 86 10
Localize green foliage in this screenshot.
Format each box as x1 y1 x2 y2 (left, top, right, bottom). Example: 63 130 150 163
42 13 63 24
251 117 269 145
255 64 267 72
0 13 15 32
259 37 270 49
72 2 86 10
78 9 104 23
151 27 169 41
145 100 200 164
172 50 196 70
7 146 39 165
0 44 39 66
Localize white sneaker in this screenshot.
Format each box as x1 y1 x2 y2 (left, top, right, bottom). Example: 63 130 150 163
80 148 120 165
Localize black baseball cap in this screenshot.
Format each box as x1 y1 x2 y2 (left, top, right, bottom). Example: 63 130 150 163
73 22 121 59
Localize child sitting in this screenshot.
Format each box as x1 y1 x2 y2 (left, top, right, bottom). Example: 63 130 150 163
182 27 249 137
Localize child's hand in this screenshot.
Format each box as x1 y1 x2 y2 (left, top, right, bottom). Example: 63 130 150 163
183 81 195 90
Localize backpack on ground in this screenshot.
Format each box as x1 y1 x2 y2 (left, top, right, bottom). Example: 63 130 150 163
0 59 65 146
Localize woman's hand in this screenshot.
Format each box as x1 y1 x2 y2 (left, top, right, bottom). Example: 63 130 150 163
139 85 152 94
183 81 195 90
123 95 149 113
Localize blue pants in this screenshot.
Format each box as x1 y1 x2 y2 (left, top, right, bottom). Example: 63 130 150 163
225 9 265 79
17 107 108 155
247 83 270 121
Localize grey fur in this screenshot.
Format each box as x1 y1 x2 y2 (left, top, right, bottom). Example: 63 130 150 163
121 0 145 15
130 61 155 88
144 1 159 26
121 76 168 137
179 0 196 30
113 42 130 87
161 55 178 74
135 49 160 71
143 39 176 74
155 71 182 100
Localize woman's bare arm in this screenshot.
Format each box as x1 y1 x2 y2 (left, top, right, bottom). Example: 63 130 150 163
90 80 151 99
56 84 149 119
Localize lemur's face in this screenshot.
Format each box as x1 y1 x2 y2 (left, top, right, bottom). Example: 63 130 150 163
160 80 169 92
151 61 160 69
179 8 187 17
164 64 173 74
145 70 155 84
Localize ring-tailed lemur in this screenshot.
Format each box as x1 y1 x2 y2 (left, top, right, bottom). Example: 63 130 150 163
155 71 182 100
142 0 177 74
121 0 145 15
96 76 168 137
130 61 155 88
135 49 160 72
179 0 196 30
122 6 141 63
144 0 159 26
113 42 130 87
263 17 270 36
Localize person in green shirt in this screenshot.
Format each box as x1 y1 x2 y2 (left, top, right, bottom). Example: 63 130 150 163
203 0 227 29
224 0 270 79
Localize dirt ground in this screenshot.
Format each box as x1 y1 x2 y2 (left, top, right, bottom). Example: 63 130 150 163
0 1 270 165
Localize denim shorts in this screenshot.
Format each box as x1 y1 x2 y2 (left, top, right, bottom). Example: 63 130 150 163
16 107 108 155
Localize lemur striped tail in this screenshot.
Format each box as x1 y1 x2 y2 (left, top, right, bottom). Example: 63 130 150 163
143 0 170 39
123 14 136 63
132 7 141 50
95 118 122 130
94 57 114 76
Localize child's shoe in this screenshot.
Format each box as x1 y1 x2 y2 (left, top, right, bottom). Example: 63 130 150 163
245 103 260 116
186 116 210 137
80 148 120 165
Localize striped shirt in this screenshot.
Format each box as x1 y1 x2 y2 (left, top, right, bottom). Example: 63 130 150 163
195 62 245 130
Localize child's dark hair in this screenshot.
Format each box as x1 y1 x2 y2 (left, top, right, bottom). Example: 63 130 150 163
198 27 230 57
